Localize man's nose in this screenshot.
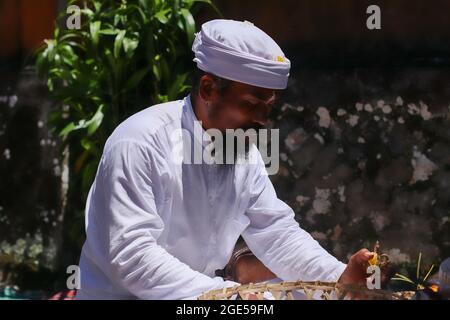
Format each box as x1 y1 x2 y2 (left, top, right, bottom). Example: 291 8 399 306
252 105 271 126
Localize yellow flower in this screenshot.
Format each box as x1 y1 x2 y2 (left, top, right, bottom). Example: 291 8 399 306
369 253 378 266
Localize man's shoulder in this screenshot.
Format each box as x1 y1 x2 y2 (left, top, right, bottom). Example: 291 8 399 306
117 99 184 135
104 99 184 151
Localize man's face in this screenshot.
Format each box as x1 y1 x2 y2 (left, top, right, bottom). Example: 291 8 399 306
198 74 280 162
205 76 279 132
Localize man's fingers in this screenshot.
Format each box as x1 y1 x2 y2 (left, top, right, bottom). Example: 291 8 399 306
351 248 374 265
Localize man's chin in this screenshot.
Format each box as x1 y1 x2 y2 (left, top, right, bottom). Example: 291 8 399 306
213 144 256 165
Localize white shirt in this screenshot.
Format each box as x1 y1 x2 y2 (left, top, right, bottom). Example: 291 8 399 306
76 95 346 300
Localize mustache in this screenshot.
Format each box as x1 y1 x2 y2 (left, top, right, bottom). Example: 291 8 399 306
240 123 265 131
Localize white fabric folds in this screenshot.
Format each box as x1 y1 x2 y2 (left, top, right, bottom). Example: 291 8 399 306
192 19 291 90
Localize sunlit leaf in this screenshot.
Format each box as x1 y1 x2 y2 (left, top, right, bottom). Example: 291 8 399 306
114 30 126 58
90 21 101 46
180 9 195 44
87 105 104 136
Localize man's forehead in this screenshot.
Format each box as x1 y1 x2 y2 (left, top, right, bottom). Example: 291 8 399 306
234 82 278 101
245 88 278 103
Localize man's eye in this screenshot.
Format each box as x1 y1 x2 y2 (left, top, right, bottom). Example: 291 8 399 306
242 101 256 108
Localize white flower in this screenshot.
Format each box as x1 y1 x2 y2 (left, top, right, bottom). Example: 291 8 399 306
314 133 324 144
369 211 389 232
281 103 298 112
347 115 359 127
396 96 404 106
8 95 18 108
3 148 11 160
398 117 405 124
364 104 374 112
337 185 346 202
53 165 61 176
295 195 310 206
316 107 331 128
284 128 306 152
355 103 364 111
410 150 438 184
377 100 385 108
337 109 347 116
312 188 331 214
385 248 410 264
407 103 420 115
37 121 44 128
357 137 365 144
419 102 432 120
382 105 392 114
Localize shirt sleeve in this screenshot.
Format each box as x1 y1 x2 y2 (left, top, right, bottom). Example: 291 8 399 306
95 139 238 299
241 153 347 283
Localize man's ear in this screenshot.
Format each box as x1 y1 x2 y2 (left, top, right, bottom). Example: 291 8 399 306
198 74 217 102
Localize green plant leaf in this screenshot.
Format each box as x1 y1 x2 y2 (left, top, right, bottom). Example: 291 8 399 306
155 9 169 24
80 8 94 17
423 264 435 282
186 0 222 17
167 72 188 100
123 37 139 58
81 138 101 156
37 0 206 199
416 252 422 280
152 63 161 81
99 29 119 35
90 21 102 46
60 119 87 138
60 122 76 138
82 159 99 192
124 68 149 91
391 274 416 285
114 30 127 58
180 9 195 44
87 105 105 136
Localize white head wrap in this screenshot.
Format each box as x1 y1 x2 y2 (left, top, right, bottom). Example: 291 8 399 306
192 19 290 90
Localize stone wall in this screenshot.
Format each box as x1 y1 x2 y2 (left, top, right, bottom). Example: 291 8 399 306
0 66 64 289
270 66 450 266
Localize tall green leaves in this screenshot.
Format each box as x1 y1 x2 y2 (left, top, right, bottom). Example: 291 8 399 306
36 0 217 196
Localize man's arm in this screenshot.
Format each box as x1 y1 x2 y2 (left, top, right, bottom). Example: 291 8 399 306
89 139 238 299
241 153 347 283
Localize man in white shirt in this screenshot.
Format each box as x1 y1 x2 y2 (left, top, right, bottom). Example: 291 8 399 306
76 19 375 300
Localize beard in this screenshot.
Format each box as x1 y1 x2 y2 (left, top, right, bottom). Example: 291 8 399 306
211 124 264 165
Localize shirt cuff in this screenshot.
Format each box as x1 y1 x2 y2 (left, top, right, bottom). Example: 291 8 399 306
329 262 347 283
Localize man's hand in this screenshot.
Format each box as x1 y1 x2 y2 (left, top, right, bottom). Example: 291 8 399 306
338 248 374 287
